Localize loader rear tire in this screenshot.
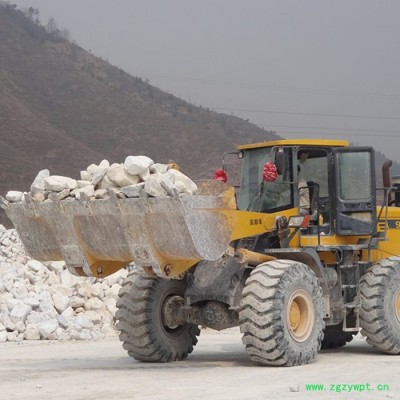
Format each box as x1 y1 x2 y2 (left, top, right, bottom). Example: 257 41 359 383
321 323 356 349
239 260 324 366
360 257 400 354
116 269 200 362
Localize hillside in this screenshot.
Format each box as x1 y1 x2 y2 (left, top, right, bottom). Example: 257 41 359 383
0 4 279 225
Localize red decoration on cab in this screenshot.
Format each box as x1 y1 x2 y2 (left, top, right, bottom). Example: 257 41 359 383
262 162 278 182
213 169 228 183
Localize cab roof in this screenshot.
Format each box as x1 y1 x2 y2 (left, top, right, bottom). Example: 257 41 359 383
238 138 349 151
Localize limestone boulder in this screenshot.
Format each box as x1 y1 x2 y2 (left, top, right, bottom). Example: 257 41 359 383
32 191 47 202
97 174 117 190
44 176 77 192
38 319 59 339
94 189 109 199
77 180 92 188
48 188 70 201
124 155 154 176
5 191 23 203
27 260 45 273
107 163 141 187
144 174 168 197
150 163 169 174
10 303 31 324
31 169 50 195
52 293 70 314
24 324 40 340
80 170 91 181
91 160 110 186
75 184 95 200
164 169 198 194
121 183 145 198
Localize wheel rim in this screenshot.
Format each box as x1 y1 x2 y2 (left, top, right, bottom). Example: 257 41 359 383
396 289 400 323
287 289 314 342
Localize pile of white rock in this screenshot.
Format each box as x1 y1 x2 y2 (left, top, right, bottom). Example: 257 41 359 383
0 224 128 342
5 155 198 203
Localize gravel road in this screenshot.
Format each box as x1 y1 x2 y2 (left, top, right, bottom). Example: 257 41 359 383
0 328 398 400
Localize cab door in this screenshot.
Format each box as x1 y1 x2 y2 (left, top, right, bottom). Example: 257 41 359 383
333 147 376 236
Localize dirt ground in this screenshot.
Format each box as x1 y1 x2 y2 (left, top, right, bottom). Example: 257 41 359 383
0 328 398 400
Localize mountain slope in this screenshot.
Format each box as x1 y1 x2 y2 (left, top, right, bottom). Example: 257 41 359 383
0 4 276 189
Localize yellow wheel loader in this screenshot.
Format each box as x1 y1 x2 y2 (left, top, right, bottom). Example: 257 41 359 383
3 139 400 366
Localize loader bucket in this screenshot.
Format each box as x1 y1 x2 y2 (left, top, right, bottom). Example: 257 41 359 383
1 181 236 279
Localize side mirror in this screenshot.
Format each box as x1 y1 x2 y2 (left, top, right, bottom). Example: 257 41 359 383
274 148 285 175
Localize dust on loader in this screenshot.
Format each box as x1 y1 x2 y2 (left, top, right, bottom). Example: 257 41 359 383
2 139 400 366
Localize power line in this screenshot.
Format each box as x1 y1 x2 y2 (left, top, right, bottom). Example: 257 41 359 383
212 107 400 121
135 72 400 99
260 124 400 135
273 130 399 138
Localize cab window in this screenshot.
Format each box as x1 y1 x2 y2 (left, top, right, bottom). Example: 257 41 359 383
238 147 293 212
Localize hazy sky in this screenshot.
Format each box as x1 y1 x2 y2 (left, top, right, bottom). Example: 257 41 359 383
11 0 400 162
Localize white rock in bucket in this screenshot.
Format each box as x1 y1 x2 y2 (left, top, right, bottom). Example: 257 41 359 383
77 180 92 188
139 168 151 181
164 169 198 194
5 191 24 203
86 163 99 177
30 169 50 195
97 174 117 190
107 163 141 187
124 156 154 176
91 160 110 186
80 170 91 181
94 189 108 199
121 182 145 198
48 188 70 201
44 176 77 192
160 176 179 196
32 192 46 202
75 185 95 200
5 153 200 205
144 174 169 197
150 163 169 174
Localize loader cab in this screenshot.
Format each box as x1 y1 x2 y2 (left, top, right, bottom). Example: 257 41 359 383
237 140 376 237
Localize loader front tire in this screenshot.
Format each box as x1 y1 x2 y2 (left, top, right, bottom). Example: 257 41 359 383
116 269 200 362
360 257 400 354
239 260 324 366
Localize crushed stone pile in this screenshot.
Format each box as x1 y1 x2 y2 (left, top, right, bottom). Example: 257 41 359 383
5 155 198 203
0 224 129 342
